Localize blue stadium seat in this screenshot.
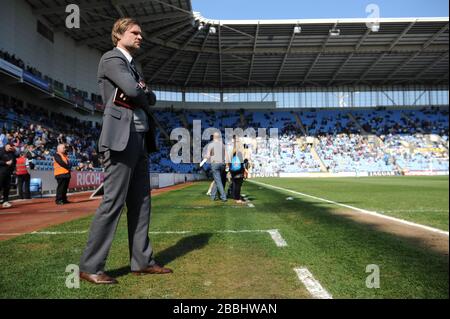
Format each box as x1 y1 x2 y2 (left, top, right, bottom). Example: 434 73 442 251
30 178 43 198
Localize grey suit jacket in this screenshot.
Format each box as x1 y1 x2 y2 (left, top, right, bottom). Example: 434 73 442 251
97 48 158 153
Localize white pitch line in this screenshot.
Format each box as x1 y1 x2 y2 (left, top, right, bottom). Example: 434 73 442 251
31 230 88 235
250 180 449 237
149 231 193 234
267 229 288 247
0 229 288 247
294 267 333 299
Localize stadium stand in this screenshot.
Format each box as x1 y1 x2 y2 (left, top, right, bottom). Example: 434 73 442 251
0 93 102 171
148 107 448 175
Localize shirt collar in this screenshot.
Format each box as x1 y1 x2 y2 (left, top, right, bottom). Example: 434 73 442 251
116 47 133 63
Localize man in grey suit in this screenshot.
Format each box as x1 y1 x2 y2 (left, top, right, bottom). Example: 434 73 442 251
79 18 172 285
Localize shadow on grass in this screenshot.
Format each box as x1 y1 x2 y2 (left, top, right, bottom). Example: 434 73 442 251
155 233 212 266
108 233 212 278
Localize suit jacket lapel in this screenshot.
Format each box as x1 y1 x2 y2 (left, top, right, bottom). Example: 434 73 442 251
113 47 142 81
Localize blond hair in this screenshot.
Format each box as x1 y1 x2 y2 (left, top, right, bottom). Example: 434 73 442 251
111 18 140 46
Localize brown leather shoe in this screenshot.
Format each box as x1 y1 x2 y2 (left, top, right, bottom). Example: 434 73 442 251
80 272 118 284
132 264 173 275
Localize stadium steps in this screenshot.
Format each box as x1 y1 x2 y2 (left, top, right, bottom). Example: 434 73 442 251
402 113 424 134
178 111 189 129
347 112 385 148
424 134 448 151
149 113 170 141
310 139 329 173
293 112 308 136
347 112 369 134
239 110 247 127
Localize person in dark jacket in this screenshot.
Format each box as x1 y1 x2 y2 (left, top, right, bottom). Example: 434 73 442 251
53 144 72 205
0 143 17 208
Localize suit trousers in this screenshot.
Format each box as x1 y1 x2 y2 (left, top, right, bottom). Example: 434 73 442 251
79 132 155 274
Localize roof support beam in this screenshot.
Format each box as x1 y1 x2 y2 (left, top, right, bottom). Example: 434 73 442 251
149 0 192 15
202 59 210 85
111 0 125 17
414 52 449 80
423 24 449 49
78 16 191 47
219 23 223 87
223 72 265 87
167 60 184 83
149 29 202 81
164 24 193 43
248 23 260 87
302 54 321 85
356 53 387 85
274 27 297 86
383 52 420 84
67 12 188 32
34 0 155 15
145 17 193 40
327 53 354 86
34 1 107 15
301 24 335 85
355 29 371 50
388 21 416 50
184 32 210 86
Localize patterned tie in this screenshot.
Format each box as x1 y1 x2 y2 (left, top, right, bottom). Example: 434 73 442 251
130 59 141 81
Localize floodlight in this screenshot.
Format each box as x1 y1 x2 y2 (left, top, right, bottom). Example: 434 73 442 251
329 28 340 36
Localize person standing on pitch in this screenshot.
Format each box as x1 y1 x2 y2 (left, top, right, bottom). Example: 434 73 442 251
205 132 228 202
79 18 172 285
53 144 72 205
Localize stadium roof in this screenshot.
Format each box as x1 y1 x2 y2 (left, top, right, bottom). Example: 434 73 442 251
27 0 449 90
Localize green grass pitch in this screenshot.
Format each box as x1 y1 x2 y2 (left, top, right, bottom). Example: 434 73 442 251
0 176 448 299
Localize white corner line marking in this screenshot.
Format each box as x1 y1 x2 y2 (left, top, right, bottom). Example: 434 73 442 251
294 267 333 299
250 180 449 237
267 229 288 247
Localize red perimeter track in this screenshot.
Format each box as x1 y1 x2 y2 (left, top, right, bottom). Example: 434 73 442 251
0 182 194 241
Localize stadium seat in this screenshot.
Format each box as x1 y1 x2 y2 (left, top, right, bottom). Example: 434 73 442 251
30 178 43 198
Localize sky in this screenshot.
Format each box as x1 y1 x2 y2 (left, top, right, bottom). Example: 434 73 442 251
191 0 449 20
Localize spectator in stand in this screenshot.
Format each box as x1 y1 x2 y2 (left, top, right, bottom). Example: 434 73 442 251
76 162 86 172
0 130 7 148
86 162 95 171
